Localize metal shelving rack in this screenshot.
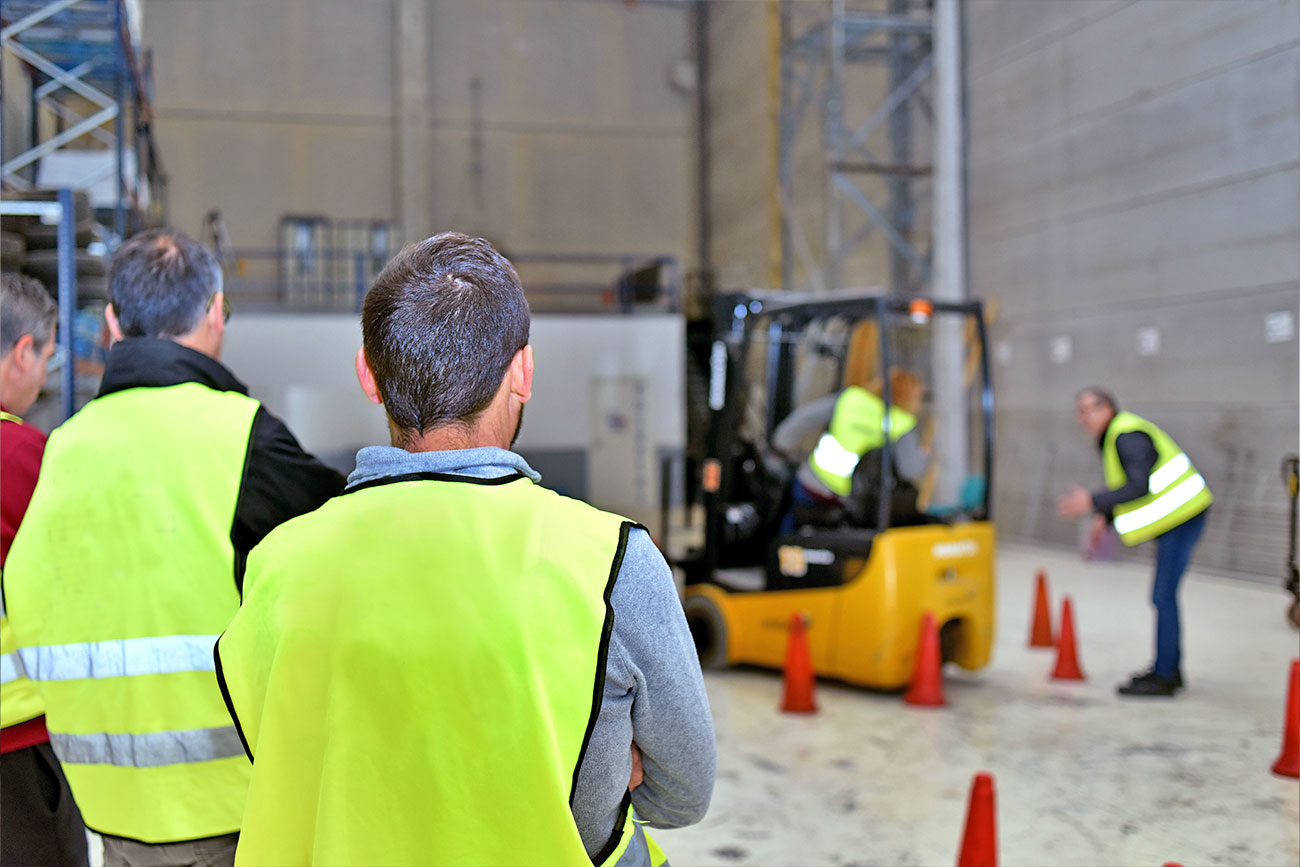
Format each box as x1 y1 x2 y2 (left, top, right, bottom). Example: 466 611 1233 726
2 0 166 239
0 190 79 421
779 0 935 296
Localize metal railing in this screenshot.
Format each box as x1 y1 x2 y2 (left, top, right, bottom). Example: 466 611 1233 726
218 247 683 315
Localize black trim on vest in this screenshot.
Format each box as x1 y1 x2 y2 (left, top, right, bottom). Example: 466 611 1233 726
592 790 634 866
86 825 239 848
341 471 530 495
212 636 255 764
569 520 642 865
231 424 259 598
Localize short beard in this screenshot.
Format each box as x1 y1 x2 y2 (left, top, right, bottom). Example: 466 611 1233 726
510 405 525 448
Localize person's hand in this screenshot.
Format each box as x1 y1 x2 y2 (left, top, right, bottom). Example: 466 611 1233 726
1087 514 1108 551
628 743 643 792
1056 485 1094 518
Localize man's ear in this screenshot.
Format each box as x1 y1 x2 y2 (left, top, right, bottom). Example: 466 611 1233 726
104 304 124 343
355 347 383 405
511 345 534 405
10 334 36 371
207 290 226 335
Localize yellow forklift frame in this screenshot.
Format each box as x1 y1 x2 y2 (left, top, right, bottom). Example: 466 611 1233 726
679 291 996 689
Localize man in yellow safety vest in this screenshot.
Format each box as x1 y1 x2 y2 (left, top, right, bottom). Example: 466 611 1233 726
215 232 715 865
1 272 89 866
3 230 344 865
778 367 927 531
1058 387 1212 697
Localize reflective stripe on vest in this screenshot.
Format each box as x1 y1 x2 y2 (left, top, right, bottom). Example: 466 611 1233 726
0 410 47 728
812 432 862 479
1 651 23 684
1148 452 1190 495
1102 411 1212 546
808 387 917 496
51 726 244 768
1113 472 1208 539
1 602 45 729
1 381 259 841
18 635 218 681
218 475 667 866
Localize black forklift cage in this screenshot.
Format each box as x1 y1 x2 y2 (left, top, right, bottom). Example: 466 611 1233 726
703 291 995 574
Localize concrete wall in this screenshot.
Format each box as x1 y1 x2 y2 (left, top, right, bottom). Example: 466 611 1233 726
967 0 1300 576
706 2 776 290
144 0 695 283
220 311 685 531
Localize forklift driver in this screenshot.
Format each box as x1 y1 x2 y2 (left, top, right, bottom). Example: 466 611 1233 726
775 367 930 532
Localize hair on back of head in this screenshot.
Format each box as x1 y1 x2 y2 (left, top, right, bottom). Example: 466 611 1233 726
1077 386 1118 413
108 228 221 339
1 273 58 355
361 232 530 440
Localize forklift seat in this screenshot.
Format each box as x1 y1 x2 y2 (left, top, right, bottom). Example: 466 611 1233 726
792 499 845 528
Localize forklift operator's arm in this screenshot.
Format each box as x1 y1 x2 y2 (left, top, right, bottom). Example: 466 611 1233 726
771 392 839 462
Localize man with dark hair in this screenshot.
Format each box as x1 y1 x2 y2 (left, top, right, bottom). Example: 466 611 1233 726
1058 387 1212 697
3 229 344 866
1 273 89 866
216 232 715 866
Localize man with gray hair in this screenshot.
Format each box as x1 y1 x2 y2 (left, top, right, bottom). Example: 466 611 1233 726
1 272 89 866
3 229 344 866
1058 386 1212 697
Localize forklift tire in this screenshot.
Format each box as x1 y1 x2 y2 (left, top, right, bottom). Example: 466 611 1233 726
1289 597 1300 630
683 594 729 669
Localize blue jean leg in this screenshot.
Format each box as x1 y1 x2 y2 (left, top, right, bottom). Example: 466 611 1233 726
1151 509 1208 678
781 480 824 535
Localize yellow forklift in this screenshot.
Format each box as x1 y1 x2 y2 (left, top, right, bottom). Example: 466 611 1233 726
677 291 996 689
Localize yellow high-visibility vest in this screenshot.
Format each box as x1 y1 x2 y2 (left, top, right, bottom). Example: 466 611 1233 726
1 409 46 731
808 386 917 496
1102 411 1212 546
3 383 260 842
217 473 666 867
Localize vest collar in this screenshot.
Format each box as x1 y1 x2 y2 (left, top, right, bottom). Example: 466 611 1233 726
346 445 542 491
97 338 249 399
1096 412 1118 452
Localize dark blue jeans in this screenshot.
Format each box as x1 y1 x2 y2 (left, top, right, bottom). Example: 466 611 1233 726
781 480 825 535
1151 508 1208 678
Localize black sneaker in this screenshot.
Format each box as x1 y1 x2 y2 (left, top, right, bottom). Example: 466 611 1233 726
1125 667 1184 688
1117 669 1183 697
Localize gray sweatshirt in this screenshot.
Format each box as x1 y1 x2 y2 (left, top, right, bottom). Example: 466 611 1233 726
348 446 716 857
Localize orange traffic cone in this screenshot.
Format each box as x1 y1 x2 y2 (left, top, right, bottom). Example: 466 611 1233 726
1271 658 1299 778
1028 570 1054 648
781 611 817 713
1050 596 1085 681
904 611 946 707
956 772 997 867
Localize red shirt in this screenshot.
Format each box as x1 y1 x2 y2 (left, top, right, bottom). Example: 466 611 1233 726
1 405 50 751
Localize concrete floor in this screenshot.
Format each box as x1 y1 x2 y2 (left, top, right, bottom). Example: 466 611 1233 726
653 542 1300 867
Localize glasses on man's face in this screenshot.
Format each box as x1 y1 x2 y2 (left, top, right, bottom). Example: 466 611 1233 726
1075 400 1103 420
206 293 232 324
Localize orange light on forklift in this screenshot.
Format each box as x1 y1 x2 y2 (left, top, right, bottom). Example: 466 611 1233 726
909 299 933 324
702 459 722 493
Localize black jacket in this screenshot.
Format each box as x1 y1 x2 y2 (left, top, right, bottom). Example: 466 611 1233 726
1090 420 1158 521
97 339 346 583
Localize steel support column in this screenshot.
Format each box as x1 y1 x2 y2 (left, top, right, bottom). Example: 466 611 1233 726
778 1 935 296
